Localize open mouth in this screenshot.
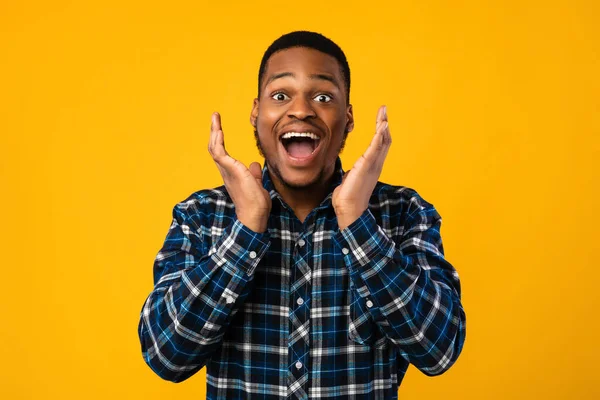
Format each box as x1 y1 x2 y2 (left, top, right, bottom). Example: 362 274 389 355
280 132 321 159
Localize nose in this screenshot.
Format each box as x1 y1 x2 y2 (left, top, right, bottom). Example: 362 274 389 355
287 96 316 120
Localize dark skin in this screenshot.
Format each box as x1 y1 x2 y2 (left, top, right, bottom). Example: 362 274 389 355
208 47 391 231
250 47 354 221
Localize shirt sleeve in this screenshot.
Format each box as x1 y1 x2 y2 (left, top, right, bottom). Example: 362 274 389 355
333 192 466 376
138 200 270 382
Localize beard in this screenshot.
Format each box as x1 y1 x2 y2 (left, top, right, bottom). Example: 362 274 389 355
253 129 348 190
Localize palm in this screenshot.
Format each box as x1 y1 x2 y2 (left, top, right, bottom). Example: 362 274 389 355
208 112 271 232
213 152 271 211
333 106 391 228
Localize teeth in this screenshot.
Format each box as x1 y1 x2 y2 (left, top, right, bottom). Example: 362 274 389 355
281 132 320 140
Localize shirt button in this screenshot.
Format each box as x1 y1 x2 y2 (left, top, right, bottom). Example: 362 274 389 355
298 239 305 247
249 251 257 259
226 296 234 304
296 297 304 305
366 300 374 308
342 248 349 255
295 361 303 369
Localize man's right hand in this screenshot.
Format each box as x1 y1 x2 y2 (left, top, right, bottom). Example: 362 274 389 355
208 112 272 233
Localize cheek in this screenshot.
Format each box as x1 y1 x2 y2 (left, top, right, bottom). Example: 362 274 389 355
256 108 283 148
256 129 279 153
327 118 347 146
257 107 281 129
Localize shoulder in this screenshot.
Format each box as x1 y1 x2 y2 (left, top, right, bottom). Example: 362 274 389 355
369 181 443 238
172 185 234 221
370 181 435 217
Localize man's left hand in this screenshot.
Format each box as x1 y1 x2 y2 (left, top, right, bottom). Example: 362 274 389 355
333 105 392 230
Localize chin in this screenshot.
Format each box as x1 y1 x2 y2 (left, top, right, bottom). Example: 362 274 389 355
282 174 321 189
275 167 324 190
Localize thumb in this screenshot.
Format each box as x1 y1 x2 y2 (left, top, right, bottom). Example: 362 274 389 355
249 162 263 182
341 169 352 184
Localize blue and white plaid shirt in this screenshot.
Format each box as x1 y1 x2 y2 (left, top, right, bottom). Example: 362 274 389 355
138 158 466 399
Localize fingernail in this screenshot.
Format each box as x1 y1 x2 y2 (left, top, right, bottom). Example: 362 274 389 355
383 106 387 119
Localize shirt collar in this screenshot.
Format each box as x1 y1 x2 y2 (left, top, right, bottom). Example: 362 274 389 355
261 157 345 210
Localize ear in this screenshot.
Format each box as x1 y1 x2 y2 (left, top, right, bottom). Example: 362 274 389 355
345 104 354 133
250 98 259 128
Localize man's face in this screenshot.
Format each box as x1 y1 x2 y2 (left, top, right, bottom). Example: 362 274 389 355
251 47 353 189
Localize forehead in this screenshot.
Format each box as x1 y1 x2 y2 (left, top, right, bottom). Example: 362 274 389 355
263 47 343 86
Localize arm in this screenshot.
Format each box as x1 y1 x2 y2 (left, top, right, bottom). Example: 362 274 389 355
334 192 466 376
331 105 465 375
138 201 270 382
138 112 272 382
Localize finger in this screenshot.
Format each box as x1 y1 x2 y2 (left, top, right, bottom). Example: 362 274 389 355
378 105 386 122
341 169 352 184
213 130 243 180
378 105 391 146
208 112 240 180
382 113 392 146
249 161 262 182
377 121 391 161
370 117 389 151
363 121 391 170
211 116 230 160
209 112 221 154
375 105 387 131
209 113 215 153
214 129 228 157
213 112 223 151
212 111 222 131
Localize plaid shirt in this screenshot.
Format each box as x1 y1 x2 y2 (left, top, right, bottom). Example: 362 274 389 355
138 158 466 399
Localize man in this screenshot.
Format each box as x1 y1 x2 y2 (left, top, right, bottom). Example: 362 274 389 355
138 31 466 399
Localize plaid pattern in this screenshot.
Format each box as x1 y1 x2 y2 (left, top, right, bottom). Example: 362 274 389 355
138 157 466 399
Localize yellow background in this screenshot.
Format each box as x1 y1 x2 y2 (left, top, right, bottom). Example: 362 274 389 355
1 0 598 398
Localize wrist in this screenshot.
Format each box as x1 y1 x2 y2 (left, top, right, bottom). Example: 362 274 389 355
335 210 363 231
237 213 268 233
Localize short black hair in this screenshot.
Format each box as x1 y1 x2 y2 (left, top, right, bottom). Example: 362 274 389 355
257 31 351 104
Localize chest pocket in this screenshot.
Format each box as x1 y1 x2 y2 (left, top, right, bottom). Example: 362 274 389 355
348 286 376 345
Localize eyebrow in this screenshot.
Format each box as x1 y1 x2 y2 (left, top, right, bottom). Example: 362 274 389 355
265 72 340 90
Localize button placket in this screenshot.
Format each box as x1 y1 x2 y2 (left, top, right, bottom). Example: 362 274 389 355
288 233 312 396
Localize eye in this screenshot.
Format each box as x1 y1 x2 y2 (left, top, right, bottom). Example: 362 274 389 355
271 92 289 101
314 94 332 103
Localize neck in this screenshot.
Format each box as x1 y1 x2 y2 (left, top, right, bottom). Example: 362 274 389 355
269 168 335 224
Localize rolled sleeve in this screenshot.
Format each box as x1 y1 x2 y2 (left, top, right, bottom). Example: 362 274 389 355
333 208 396 273
213 219 271 276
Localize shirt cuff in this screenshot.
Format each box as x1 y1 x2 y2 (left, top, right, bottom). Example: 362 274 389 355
333 209 396 274
213 218 271 276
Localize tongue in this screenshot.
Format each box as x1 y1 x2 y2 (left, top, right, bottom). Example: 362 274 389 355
287 141 314 158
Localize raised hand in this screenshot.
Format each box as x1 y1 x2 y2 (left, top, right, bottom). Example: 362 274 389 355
332 105 392 230
208 112 272 233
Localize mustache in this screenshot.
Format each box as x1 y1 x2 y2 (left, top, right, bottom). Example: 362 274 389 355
278 121 322 134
